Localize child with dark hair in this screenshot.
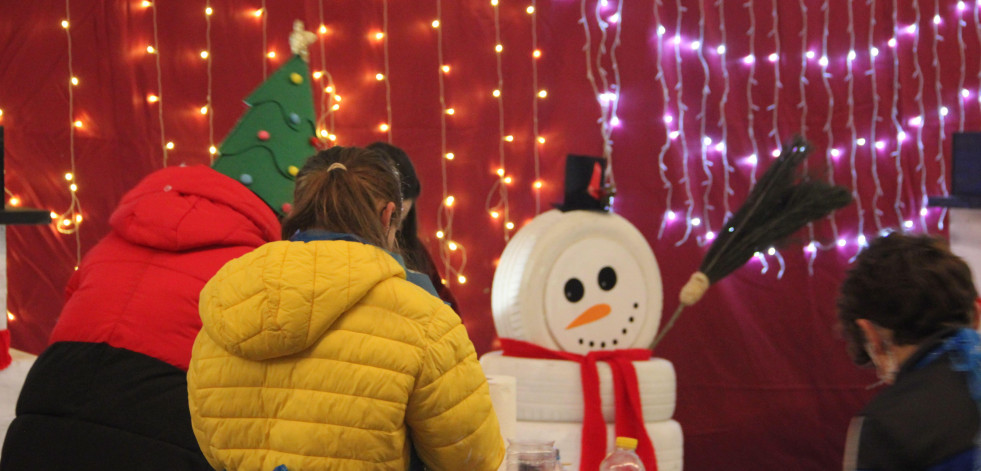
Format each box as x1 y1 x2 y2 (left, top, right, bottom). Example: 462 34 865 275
839 233 981 470
366 141 460 313
187 146 504 471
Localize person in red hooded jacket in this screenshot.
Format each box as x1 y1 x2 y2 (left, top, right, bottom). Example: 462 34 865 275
0 164 284 470
0 44 318 469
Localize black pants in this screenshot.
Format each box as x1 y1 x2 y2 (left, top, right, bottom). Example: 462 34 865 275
0 342 211 471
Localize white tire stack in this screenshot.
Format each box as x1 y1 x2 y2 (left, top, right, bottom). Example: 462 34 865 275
485 209 682 470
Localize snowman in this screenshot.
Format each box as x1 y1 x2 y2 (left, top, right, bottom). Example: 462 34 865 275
481 155 683 471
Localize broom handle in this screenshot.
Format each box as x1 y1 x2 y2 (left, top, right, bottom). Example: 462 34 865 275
648 303 685 351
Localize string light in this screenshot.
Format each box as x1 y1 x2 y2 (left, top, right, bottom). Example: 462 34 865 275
484 0 511 240
202 2 214 161
147 0 167 165
744 0 759 190
672 0 696 246
530 0 543 213
260 1 268 78
381 0 393 142
654 2 675 240
580 0 622 209
912 1 928 232
315 0 339 140
57 0 82 264
932 0 949 231
433 0 466 286
718 0 733 224
820 0 842 245
696 0 714 246
868 0 884 233
846 0 866 247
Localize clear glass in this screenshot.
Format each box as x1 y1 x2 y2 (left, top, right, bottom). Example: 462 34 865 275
505 438 557 471
598 446 646 471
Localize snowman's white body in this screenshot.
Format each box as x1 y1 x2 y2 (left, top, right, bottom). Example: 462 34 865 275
482 209 683 470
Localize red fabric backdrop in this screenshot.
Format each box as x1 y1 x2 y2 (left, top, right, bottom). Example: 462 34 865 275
1 1 970 469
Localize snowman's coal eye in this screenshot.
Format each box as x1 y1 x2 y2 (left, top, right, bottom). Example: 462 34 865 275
564 278 584 302
598 266 617 291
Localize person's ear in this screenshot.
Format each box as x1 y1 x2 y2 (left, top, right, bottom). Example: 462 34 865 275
380 201 396 230
856 319 884 357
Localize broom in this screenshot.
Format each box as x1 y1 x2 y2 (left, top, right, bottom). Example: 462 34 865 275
649 135 853 350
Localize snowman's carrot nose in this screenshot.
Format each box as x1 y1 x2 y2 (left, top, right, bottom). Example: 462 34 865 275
565 303 611 329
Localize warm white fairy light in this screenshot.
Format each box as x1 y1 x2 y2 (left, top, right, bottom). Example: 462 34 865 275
315 0 339 139
204 0 215 162
483 0 510 240
433 0 466 285
148 0 167 165
58 0 83 263
529 0 543 213
382 0 393 142
260 0 268 79
653 2 675 240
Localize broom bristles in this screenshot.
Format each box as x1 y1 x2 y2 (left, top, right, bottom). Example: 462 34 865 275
650 135 853 350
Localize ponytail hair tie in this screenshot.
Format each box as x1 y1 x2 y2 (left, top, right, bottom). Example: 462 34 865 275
326 162 347 173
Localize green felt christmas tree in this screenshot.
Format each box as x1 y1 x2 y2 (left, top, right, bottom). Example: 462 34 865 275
213 21 320 217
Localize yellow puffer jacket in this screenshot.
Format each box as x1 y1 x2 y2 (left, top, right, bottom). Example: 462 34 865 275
187 239 505 471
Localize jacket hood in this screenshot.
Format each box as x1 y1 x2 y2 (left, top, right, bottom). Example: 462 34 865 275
198 239 407 361
110 165 281 251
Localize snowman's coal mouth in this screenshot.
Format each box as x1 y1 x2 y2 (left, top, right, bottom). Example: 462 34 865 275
576 314 636 349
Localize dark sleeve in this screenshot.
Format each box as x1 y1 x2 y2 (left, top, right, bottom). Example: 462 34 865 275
925 449 977 470
419 248 461 315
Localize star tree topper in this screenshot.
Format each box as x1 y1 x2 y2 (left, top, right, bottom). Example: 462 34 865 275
289 20 317 62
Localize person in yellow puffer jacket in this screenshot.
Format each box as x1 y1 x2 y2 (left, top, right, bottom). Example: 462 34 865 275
186 146 505 471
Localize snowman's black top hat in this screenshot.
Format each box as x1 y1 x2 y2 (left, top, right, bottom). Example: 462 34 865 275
555 154 613 212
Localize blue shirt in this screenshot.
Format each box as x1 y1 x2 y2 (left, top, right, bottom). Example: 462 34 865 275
289 230 442 299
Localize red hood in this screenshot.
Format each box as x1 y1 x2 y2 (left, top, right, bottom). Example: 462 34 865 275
110 165 280 251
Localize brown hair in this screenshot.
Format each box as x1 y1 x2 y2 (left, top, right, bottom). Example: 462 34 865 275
281 146 402 250
837 233 978 366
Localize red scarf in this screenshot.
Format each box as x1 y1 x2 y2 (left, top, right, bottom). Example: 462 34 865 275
500 338 657 471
